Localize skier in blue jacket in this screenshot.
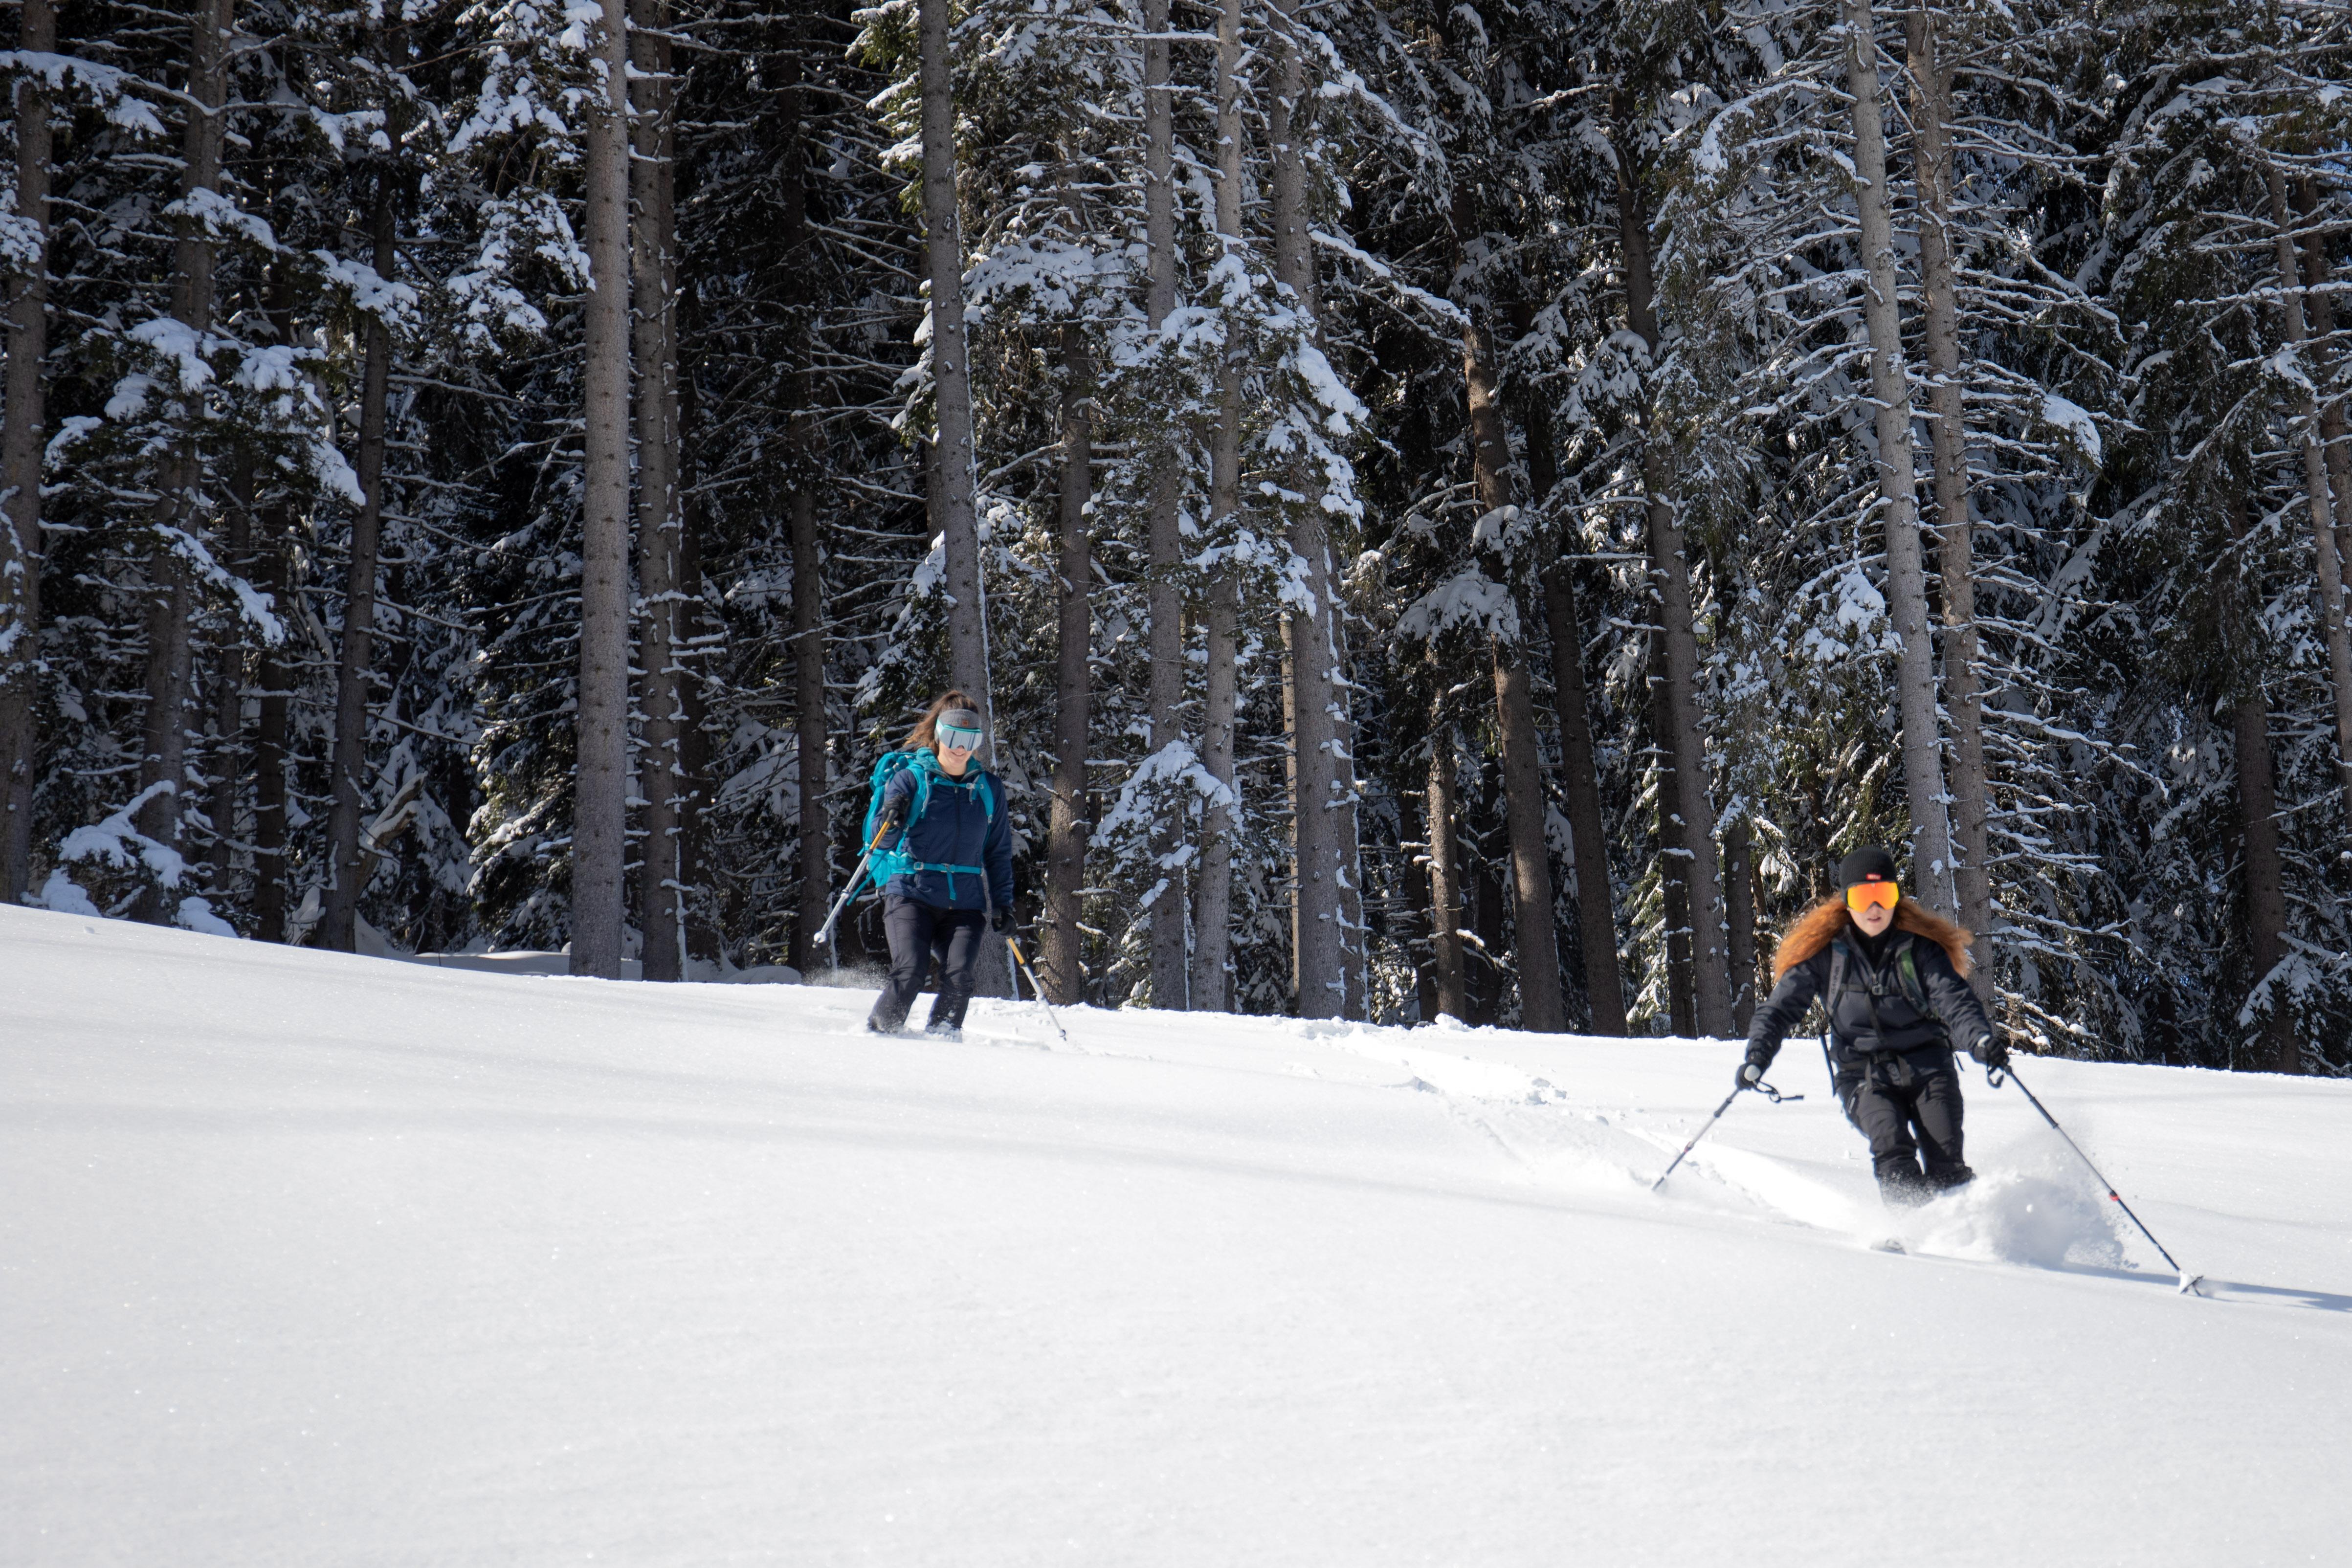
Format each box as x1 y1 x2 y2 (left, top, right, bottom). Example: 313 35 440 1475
865 691 1016 1038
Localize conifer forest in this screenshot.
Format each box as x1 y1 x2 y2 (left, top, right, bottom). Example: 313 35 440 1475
4 0 2349 1071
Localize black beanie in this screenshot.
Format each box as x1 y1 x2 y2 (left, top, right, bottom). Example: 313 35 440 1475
1837 845 1899 888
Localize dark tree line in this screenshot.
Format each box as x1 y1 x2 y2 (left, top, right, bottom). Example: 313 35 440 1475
4 0 2347 1072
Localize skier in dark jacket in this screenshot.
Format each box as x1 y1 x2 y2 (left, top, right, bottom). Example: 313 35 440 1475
1741 846 2007 1205
865 690 1016 1038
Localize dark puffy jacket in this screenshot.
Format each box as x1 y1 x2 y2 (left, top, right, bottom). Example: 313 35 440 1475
875 752 1014 913
1745 928 1993 1072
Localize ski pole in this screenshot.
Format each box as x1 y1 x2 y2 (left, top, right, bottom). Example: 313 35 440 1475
812 817 894 952
1652 1079 1800 1193
1001 928 1068 1043
1990 1061 2197 1288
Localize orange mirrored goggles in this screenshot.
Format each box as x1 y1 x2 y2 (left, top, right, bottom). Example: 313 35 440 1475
1845 880 1900 912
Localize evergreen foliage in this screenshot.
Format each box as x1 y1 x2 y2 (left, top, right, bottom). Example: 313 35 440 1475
4 0 2346 1070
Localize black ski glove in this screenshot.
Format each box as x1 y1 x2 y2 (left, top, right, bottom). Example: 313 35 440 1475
989 906 1013 935
1734 1060 1764 1092
1970 1033 2010 1070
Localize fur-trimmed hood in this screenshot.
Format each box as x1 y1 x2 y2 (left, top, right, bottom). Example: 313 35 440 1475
1770 895 1973 981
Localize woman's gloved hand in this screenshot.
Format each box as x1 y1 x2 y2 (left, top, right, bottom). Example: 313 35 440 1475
988 906 1012 935
1734 1060 1764 1092
1970 1033 2011 1070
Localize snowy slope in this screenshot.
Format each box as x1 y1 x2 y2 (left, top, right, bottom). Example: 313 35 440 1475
4 904 2348 1568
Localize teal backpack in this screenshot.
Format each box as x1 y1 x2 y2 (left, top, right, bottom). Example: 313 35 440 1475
857 750 1000 903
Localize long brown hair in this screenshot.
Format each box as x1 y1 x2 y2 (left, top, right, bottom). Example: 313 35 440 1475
1770 894 1974 981
904 690 981 755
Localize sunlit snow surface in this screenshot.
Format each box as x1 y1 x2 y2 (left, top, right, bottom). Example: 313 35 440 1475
5 904 2349 1566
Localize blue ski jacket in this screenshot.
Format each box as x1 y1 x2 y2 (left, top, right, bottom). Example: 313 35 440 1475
875 750 1015 913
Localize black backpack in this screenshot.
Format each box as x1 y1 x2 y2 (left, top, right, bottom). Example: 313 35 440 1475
1826 934 1945 1052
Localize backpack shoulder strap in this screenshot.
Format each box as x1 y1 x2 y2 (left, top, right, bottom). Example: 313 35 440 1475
1830 936 1899 1050
860 753 892 839
908 760 934 829
865 751 913 828
1895 938 1929 1013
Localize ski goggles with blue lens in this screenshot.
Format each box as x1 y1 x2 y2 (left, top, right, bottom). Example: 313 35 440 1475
937 709 984 750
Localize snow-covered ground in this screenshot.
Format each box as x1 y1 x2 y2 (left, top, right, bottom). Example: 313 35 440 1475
5 904 2348 1567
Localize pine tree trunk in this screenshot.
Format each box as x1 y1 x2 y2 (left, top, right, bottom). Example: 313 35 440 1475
1425 730 1466 1021
134 591 195 925
920 0 988 712
1265 0 1315 323
1469 779 1504 1026
249 276 297 944
1043 325 1092 1004
1905 10 1992 975
1663 874 1695 1036
1331 616 1366 1019
1490 652 1563 1031
321 147 399 953
632 0 686 981
674 442 714 963
1840 0 1954 915
1649 634 1695 1038
2263 169 2352 807
1520 358 1622 1034
1190 573 1238 1012
1615 138 1730 1035
677 533 710 964
1140 0 1189 1006
1402 790 1438 1021
203 472 252 893
1539 555 1623 1034
251 492 292 943
2295 177 2352 782
1458 312 1564 1031
2232 690 2296 1074
1189 0 1245 1013
1725 812 1756 1032
2221 486 2295 1074
789 479 827 971
0 0 55 902
765 69 826 975
571 0 632 979
1268 0 1346 1017
135 0 232 924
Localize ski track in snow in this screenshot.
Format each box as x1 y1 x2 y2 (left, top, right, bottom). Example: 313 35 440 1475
1061 1012 2142 1272
986 987 2352 1333
6 905 2352 1567
1030 995 2324 1319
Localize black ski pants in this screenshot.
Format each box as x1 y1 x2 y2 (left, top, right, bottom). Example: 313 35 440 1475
1836 1048 1973 1205
869 895 987 1033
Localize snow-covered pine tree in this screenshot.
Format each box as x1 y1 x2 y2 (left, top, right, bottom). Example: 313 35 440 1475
0 0 62 900
2077 0 2352 1069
